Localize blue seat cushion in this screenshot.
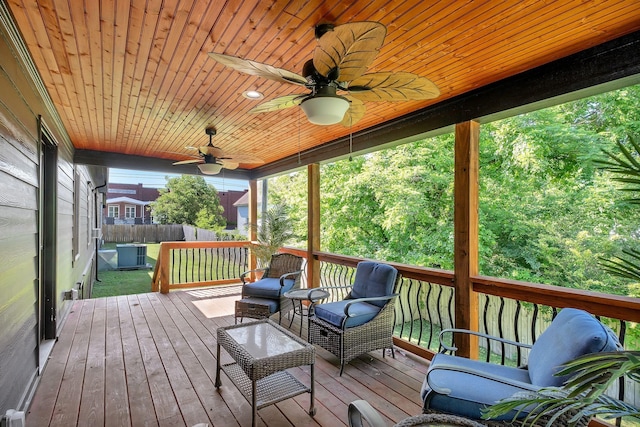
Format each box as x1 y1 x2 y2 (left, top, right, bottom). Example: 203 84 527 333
350 262 398 308
314 300 381 328
243 278 295 299
527 308 622 386
422 353 533 420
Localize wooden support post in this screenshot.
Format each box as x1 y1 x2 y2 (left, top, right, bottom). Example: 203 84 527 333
248 179 258 275
454 121 480 359
307 164 320 288
159 242 170 294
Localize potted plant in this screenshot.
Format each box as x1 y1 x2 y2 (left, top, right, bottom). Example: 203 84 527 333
483 351 640 426
250 202 294 268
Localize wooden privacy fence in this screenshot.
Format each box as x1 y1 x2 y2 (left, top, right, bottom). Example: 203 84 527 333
182 225 243 242
102 224 184 242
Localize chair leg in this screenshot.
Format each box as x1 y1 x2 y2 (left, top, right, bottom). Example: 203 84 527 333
339 334 346 376
381 346 395 358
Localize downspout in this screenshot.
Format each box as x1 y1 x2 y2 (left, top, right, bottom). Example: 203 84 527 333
93 181 107 284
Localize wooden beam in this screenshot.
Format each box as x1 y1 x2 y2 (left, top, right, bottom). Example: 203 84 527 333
454 121 480 359
159 242 170 294
74 149 252 180
307 163 320 288
251 30 640 180
248 180 257 274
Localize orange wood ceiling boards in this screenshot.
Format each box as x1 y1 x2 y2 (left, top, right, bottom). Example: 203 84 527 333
6 0 640 176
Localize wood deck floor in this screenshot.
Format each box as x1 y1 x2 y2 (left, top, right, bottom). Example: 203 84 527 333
26 286 430 427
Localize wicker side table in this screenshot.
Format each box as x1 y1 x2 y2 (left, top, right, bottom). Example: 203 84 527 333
215 319 316 427
283 288 330 338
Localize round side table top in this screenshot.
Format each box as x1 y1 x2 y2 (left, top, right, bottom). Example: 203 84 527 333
283 288 330 302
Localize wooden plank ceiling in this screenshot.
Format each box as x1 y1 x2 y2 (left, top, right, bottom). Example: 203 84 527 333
6 0 640 176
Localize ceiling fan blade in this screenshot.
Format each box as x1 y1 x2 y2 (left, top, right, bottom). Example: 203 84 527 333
347 72 440 102
208 53 307 86
249 94 307 113
313 21 386 82
219 159 239 170
198 145 224 157
220 153 264 166
173 159 202 165
340 96 366 127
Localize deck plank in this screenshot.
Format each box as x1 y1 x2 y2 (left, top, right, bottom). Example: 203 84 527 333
26 299 83 426
127 294 184 426
117 295 158 427
137 293 211 426
49 299 94 427
104 296 131 427
77 297 107 427
26 287 431 427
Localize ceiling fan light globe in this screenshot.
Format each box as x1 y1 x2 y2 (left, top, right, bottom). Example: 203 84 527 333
198 163 223 175
300 95 349 125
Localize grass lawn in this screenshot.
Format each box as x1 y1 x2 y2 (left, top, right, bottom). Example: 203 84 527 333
91 243 160 298
91 242 245 297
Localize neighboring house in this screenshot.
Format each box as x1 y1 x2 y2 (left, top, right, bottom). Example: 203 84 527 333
104 183 160 224
219 189 248 229
0 15 106 415
233 190 262 235
103 184 246 227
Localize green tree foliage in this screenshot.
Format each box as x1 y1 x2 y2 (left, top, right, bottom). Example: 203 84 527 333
150 175 226 229
267 84 640 297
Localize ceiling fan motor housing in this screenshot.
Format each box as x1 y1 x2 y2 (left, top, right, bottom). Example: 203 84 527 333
300 84 350 125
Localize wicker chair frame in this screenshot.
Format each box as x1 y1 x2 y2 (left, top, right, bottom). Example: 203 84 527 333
309 296 397 375
238 253 303 324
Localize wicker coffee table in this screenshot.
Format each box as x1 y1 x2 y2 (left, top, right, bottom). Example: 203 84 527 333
215 319 316 427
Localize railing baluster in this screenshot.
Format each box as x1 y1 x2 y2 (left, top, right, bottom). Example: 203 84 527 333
435 285 445 350
514 301 522 366
425 283 435 349
171 249 176 284
531 304 539 346
482 295 490 362
497 297 505 365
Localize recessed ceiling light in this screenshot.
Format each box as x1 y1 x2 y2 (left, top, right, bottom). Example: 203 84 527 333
242 90 263 99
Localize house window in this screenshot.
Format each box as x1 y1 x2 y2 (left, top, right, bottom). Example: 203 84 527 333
125 205 136 218
108 205 119 218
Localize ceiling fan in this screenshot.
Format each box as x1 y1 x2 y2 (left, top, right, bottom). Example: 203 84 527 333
172 127 264 175
208 21 440 126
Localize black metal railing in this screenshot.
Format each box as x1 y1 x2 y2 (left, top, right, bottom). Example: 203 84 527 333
153 241 250 292
170 245 248 284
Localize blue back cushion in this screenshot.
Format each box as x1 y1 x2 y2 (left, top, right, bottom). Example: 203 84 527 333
528 308 622 386
349 262 398 307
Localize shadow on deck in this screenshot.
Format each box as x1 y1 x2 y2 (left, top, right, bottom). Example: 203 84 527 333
27 285 430 427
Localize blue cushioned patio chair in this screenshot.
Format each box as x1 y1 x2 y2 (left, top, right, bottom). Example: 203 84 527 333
421 308 622 424
237 253 304 324
309 261 399 375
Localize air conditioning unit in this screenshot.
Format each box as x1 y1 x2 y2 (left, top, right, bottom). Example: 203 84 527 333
116 244 148 269
91 228 102 239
